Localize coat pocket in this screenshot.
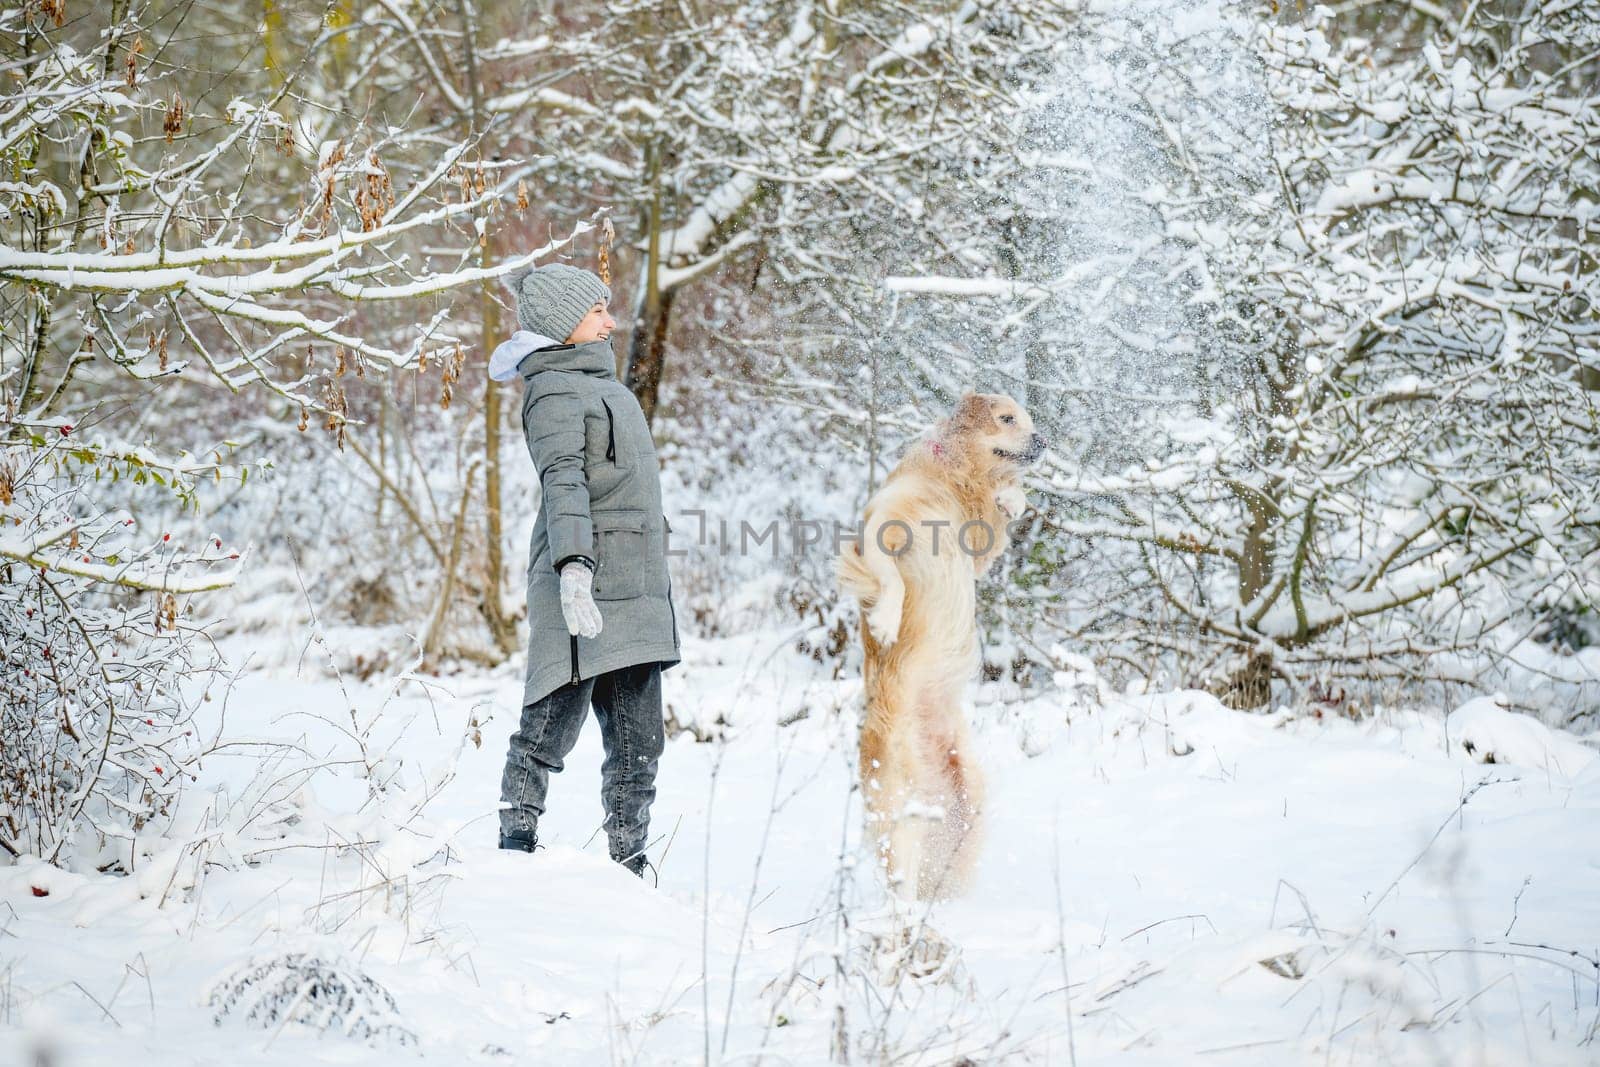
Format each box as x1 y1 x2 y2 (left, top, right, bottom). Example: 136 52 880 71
591 509 648 600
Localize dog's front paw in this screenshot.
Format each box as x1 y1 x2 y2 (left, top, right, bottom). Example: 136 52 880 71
996 485 1027 519
867 597 903 647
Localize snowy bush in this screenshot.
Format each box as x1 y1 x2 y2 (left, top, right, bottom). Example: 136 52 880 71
0 432 232 865
207 951 415 1046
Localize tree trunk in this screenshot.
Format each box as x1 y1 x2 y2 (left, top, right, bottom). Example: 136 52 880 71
456 0 516 658
1215 649 1274 710
625 140 675 424
626 285 675 426
479 238 518 656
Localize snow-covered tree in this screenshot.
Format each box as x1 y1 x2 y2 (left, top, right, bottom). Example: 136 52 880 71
412 1 1076 425
1054 2 1600 706
0 0 566 863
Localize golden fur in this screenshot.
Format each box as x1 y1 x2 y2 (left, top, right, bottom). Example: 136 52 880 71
837 392 1044 900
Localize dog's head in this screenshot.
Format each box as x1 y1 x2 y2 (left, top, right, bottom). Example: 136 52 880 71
947 392 1048 473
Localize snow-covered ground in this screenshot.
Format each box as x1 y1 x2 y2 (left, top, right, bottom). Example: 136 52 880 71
4 623 1598 1066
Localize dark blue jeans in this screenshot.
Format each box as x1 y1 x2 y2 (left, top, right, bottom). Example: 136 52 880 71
498 661 665 864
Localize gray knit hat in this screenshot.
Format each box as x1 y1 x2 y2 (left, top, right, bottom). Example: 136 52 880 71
507 263 611 343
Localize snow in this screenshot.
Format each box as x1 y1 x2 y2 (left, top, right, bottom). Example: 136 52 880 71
1170 0 1224 37
652 172 760 265
1446 696 1596 778
484 85 600 118
0 178 67 214
884 275 1052 299
224 99 288 128
1367 100 1408 124
4 626 1597 1064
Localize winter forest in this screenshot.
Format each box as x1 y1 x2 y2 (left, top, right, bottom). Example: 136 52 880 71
2 0 1598 1063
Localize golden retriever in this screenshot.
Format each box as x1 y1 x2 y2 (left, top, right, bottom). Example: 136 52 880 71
837 392 1046 900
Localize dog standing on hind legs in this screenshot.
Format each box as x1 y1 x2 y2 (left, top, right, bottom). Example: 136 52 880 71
837 392 1047 902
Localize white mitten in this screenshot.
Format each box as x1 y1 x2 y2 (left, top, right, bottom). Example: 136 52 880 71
559 562 604 638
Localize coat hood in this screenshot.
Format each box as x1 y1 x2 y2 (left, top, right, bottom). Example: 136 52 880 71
488 332 618 382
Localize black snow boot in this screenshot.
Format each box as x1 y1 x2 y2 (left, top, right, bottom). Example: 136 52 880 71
619 851 657 885
499 831 539 853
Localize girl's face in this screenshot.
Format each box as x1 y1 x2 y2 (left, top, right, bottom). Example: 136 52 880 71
566 302 616 344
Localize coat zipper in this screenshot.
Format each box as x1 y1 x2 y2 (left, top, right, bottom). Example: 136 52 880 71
570 633 580 685
666 576 679 650
601 399 617 462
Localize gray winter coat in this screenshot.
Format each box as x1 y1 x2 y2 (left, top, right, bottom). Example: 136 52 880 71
516 338 680 707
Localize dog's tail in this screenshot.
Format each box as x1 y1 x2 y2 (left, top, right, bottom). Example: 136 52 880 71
835 540 878 605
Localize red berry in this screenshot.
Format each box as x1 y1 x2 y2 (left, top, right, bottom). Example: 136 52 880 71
162 533 170 542
145 718 154 726
214 538 222 548
153 766 163 775
228 553 239 560
30 886 47 897
58 425 72 436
